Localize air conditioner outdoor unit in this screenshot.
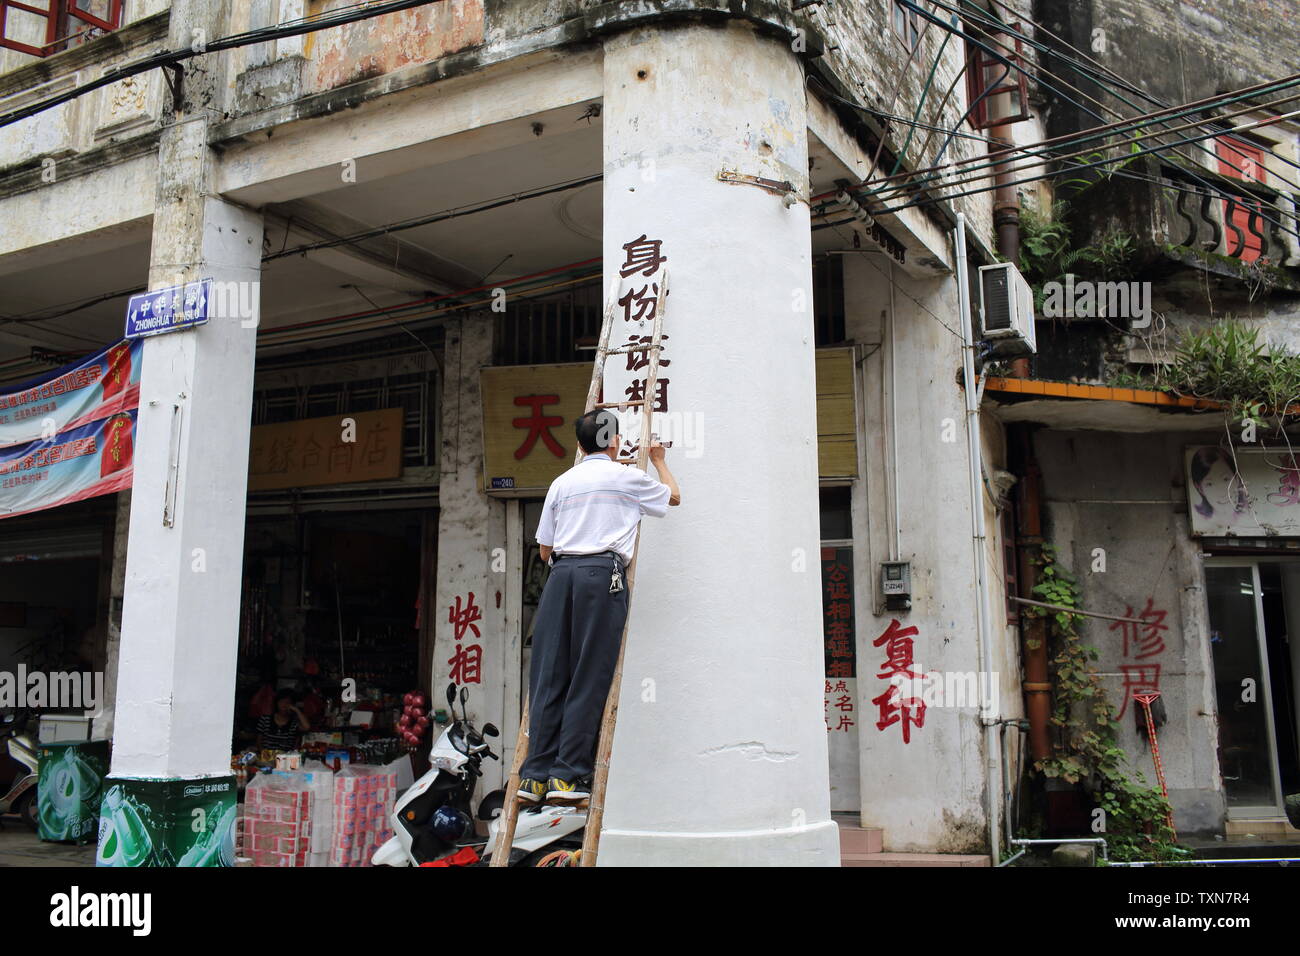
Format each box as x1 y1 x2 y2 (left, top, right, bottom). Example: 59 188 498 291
977 261 1037 355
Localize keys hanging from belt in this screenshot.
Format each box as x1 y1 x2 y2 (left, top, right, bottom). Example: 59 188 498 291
609 556 625 594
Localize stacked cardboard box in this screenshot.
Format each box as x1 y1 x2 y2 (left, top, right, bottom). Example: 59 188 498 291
331 764 397 867
245 772 313 867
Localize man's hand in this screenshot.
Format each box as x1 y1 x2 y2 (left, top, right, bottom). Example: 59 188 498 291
649 441 681 506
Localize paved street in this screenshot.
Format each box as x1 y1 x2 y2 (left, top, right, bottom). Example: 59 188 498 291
0 828 95 867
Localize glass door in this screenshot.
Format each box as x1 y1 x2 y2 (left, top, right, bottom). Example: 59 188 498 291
1204 562 1285 816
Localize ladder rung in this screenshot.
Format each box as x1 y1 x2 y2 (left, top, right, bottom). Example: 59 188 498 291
595 400 650 409
603 343 661 356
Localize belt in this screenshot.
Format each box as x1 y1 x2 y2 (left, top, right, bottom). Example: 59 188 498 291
551 550 624 567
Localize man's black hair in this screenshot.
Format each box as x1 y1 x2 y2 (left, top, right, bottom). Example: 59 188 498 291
274 688 296 705
575 409 620 454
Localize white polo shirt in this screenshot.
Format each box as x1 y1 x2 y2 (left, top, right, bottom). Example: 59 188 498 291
536 453 671 564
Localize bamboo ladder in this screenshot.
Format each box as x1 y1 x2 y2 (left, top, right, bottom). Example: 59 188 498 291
489 272 669 867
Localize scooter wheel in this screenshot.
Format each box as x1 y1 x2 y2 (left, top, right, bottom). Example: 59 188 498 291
14 790 37 831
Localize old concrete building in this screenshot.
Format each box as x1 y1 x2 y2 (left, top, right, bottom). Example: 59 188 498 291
2 0 1293 868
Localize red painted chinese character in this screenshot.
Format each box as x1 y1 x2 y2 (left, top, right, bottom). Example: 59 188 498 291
1109 597 1168 660
448 593 482 642
1117 663 1161 719
447 643 483 685
511 394 565 460
873 618 923 681
872 618 926 743
872 684 924 743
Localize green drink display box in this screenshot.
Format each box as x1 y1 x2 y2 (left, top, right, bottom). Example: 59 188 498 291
37 740 110 844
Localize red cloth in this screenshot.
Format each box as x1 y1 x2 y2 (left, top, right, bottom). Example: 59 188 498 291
99 415 133 478
419 846 480 867
101 344 132 399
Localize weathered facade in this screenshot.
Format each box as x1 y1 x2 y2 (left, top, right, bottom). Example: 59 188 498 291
5 0 1293 867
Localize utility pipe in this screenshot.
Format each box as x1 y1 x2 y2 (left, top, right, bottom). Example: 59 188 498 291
1015 428 1052 762
956 213 1003 864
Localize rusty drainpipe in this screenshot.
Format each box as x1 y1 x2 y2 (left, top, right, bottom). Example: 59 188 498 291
990 117 1028 379
1015 426 1051 762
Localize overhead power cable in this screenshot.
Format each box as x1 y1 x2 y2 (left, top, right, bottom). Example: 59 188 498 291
890 0 1300 242
942 0 1300 195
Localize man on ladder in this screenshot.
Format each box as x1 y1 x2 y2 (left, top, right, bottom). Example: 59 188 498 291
517 408 681 804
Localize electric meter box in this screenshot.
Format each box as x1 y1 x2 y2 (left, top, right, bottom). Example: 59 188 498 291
880 561 912 611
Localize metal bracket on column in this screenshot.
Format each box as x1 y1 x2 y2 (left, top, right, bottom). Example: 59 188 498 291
163 402 183 527
718 169 801 207
163 63 185 113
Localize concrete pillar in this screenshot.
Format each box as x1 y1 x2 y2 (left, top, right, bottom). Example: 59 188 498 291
100 0 262 867
598 22 838 865
431 313 508 791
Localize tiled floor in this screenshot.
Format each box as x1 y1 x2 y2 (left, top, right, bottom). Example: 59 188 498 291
0 826 96 867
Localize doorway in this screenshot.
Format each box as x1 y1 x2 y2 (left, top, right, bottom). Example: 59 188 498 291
1204 560 1300 817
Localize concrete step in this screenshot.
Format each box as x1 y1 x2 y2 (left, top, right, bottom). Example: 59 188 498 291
838 825 884 854
842 851 991 868
1225 818 1300 842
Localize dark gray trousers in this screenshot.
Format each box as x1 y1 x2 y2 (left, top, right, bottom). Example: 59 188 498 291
521 554 629 782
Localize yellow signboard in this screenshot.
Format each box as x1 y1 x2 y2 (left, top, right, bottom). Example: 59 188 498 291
480 349 858 495
481 363 591 495
248 407 405 491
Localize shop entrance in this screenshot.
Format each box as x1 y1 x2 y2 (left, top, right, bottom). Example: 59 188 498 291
1204 559 1300 818
234 507 433 760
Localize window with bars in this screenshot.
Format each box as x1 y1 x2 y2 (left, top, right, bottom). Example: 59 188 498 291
492 289 604 367
0 0 123 57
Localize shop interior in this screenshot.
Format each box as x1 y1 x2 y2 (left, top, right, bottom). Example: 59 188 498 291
232 507 433 772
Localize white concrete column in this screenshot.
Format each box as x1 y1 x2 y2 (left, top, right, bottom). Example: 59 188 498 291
431 314 508 791
108 0 263 808
598 22 838 865
111 190 264 779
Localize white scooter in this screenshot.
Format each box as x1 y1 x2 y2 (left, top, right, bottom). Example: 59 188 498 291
0 710 39 829
372 684 587 866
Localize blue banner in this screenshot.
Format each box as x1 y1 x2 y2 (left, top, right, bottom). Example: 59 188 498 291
0 410 136 520
0 339 141 449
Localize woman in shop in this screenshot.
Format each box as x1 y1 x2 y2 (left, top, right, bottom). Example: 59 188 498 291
256 689 312 752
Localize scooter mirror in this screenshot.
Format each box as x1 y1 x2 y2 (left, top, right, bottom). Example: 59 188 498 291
483 723 499 737
460 687 469 708
446 684 457 707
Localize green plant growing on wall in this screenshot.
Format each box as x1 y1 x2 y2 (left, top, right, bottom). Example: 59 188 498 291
1028 544 1184 863
1166 321 1300 428
1018 202 1137 313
